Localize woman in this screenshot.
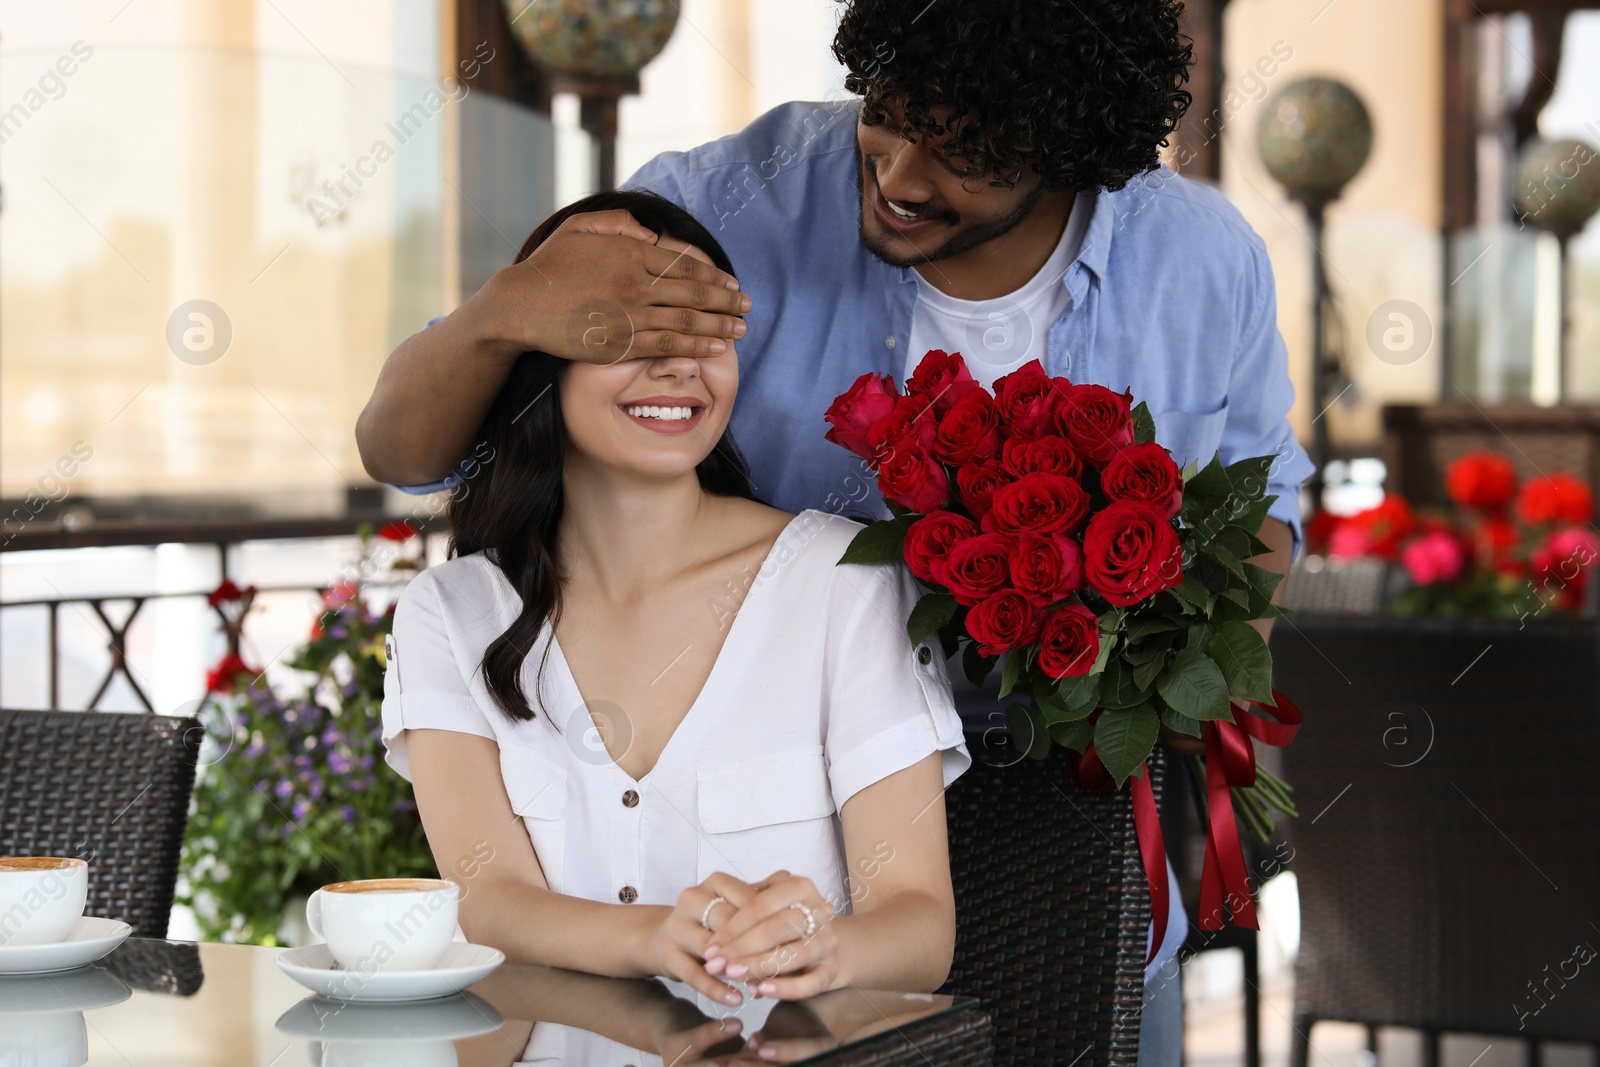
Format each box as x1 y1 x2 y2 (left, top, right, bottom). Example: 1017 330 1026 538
380 190 971 1010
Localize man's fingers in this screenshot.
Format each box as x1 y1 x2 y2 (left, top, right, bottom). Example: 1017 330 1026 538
632 305 746 343
642 241 746 296
643 269 752 318
564 208 660 243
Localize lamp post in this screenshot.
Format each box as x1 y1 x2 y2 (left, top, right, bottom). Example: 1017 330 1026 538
1512 136 1600 402
1256 78 1373 519
500 0 682 191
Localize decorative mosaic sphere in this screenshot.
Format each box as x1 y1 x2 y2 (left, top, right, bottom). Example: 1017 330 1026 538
1257 78 1373 200
502 0 680 78
1513 138 1600 240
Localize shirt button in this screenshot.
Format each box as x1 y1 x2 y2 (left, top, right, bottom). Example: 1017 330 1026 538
918 646 933 665
885 335 897 349
618 885 638 903
622 789 639 808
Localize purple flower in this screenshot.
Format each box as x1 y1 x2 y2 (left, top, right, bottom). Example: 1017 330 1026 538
279 824 294 840
329 625 348 641
329 751 353 775
291 799 311 822
394 799 416 817
273 779 294 800
339 804 357 824
244 737 266 759
308 776 324 800
358 754 375 772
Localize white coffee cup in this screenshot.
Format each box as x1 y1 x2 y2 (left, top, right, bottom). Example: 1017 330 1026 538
0 857 89 946
305 878 459 974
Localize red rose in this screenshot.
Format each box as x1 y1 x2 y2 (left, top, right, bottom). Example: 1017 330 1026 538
957 459 1010 524
1082 500 1184 607
205 652 258 694
1516 473 1595 526
933 390 1003 465
1328 496 1415 562
378 520 419 542
904 510 980 585
824 372 898 460
939 532 1016 606
1038 602 1101 679
1445 451 1516 511
1009 532 1085 605
867 394 939 460
1053 383 1135 465
992 360 1061 438
877 443 950 513
981 471 1090 536
965 590 1041 656
1101 442 1184 519
906 349 981 418
1000 434 1082 481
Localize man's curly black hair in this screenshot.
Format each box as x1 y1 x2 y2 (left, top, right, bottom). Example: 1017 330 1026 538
832 0 1193 193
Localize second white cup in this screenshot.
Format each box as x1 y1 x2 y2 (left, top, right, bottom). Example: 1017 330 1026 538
305 878 459 974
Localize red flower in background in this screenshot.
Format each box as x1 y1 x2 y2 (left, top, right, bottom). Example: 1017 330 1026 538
1530 527 1600 610
378 520 419 542
823 372 898 461
1037 603 1101 679
1444 451 1516 511
903 511 979 586
1082 500 1185 607
992 361 1061 439
1328 496 1415 562
966 590 1041 656
981 472 1090 536
1101 442 1184 519
932 390 1003 465
1400 527 1466 586
1000 435 1082 481
207 580 256 609
205 653 257 694
905 350 980 418
1053 384 1135 465
1516 473 1595 526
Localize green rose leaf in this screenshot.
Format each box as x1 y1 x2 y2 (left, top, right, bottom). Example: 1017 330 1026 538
1007 702 1053 760
1094 702 1161 786
1211 620 1275 705
998 649 1024 700
963 640 998 688
838 516 914 566
907 592 958 648
1159 704 1203 739
1132 401 1158 445
1049 717 1096 753
1156 648 1233 721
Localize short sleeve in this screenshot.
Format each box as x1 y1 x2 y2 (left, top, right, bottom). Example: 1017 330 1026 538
822 562 972 813
381 568 497 781
1221 236 1315 558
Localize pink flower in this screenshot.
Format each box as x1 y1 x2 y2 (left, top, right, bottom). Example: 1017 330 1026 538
1400 529 1466 586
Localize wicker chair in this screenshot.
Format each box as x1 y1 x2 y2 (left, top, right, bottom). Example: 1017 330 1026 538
0 709 201 938
1270 615 1600 1066
938 734 1160 1067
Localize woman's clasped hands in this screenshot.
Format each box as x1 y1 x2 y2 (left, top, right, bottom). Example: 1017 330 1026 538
646 869 839 1006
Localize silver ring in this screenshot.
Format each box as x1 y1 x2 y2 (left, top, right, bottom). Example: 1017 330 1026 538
788 901 817 939
700 895 726 931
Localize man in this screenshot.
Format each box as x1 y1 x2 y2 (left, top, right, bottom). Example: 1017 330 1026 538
357 1 1313 1059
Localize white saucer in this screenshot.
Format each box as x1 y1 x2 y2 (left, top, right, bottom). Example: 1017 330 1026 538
275 991 502 1040
0 966 132 1012
275 942 506 1003
0 917 132 976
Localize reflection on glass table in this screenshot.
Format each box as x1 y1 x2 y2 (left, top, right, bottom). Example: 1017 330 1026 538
0 939 990 1067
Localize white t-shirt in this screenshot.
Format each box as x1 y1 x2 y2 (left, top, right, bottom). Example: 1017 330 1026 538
904 189 1095 390
380 509 971 920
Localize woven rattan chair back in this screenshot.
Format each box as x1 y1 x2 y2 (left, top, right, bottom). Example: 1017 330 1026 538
938 738 1159 1067
1272 616 1600 1063
0 709 201 939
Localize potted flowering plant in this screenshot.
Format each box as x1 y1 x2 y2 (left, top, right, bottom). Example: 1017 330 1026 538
1315 450 1598 618
179 523 435 944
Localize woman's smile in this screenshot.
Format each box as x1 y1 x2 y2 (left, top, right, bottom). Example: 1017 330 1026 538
617 393 710 436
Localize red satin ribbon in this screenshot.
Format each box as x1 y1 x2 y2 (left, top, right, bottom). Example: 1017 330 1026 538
1196 690 1303 931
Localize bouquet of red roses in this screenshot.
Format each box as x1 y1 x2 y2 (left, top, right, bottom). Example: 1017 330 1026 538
824 350 1301 939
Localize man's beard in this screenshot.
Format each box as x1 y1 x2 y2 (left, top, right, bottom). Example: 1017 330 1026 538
853 136 1045 269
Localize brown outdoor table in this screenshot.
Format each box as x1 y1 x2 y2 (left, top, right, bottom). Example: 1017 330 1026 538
0 937 993 1065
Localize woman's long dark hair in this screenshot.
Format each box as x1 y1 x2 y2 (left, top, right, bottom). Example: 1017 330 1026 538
448 190 759 723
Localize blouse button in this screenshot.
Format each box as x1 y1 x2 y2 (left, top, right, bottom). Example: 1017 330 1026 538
618 885 638 904
622 789 639 808
918 646 933 665
885 334 897 349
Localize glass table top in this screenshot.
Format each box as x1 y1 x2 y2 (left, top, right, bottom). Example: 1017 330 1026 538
0 938 987 1066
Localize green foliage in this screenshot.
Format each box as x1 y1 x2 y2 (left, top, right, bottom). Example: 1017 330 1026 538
179 533 435 944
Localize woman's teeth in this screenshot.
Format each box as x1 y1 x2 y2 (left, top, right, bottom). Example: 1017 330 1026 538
624 405 695 421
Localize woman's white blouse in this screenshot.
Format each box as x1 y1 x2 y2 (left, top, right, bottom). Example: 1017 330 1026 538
380 509 971 917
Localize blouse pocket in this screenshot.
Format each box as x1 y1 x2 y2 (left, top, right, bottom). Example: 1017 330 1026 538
696 746 845 907
498 741 568 893
1152 402 1230 472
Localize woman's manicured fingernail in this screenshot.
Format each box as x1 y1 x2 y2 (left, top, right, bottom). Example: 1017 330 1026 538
722 1019 742 1033
705 956 726 975
760 1047 779 1060
724 990 742 1005
758 981 778 995
705 944 721 959
726 962 747 979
